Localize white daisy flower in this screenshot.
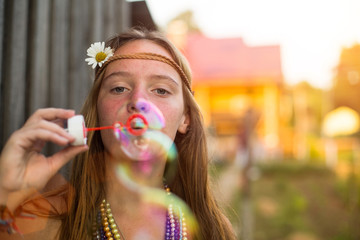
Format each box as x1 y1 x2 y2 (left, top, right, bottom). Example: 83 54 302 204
85 42 114 69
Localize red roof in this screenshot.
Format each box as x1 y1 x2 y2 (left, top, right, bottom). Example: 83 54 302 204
183 34 283 84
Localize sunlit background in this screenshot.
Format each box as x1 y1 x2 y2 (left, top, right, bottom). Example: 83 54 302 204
148 0 360 89
0 0 359 239
146 0 360 239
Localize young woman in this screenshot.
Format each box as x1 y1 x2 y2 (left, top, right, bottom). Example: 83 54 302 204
0 28 236 240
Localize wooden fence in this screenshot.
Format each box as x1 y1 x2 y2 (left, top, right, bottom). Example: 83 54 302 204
0 0 156 148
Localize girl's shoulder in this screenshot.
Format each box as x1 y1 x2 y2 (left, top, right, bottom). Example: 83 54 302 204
0 213 62 240
22 184 69 216
0 185 69 239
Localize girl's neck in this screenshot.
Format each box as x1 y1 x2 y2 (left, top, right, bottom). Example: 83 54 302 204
101 153 168 239
104 152 164 210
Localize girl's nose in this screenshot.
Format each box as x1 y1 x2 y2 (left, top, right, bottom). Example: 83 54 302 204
127 87 147 113
126 98 150 113
126 101 137 113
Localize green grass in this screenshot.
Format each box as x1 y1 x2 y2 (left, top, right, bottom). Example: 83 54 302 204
212 161 360 240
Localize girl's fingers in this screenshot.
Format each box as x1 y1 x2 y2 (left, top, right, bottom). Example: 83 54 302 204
47 145 88 174
17 128 71 148
25 108 75 126
24 119 74 142
0 108 86 197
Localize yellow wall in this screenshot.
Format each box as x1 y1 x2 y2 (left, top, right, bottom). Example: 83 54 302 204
193 82 282 157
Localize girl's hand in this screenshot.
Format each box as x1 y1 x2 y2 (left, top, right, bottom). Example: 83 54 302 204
0 108 88 201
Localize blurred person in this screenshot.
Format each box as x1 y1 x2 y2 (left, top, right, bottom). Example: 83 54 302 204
0 28 236 240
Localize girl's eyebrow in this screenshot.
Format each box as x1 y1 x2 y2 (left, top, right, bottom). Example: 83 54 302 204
103 71 131 82
103 72 180 87
150 74 180 86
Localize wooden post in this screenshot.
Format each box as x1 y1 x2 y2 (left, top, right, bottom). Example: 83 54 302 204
69 0 91 112
104 0 116 38
49 0 69 109
28 0 51 113
117 0 130 33
2 0 29 143
240 108 259 240
0 0 5 147
92 0 104 42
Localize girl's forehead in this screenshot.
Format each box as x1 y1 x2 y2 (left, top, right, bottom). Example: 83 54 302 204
103 56 182 84
114 40 173 59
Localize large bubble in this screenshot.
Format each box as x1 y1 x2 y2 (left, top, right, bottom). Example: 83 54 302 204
71 98 198 239
113 99 198 239
112 99 178 187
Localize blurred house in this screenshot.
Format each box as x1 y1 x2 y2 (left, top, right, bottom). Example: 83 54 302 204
181 34 284 161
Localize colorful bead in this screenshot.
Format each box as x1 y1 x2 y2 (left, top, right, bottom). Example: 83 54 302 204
94 187 188 240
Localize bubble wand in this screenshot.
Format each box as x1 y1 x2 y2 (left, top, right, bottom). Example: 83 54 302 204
67 113 149 146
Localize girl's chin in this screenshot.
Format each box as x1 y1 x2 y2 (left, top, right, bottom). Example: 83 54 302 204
105 146 129 162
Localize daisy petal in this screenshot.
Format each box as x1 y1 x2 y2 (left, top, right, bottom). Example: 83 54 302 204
85 41 114 69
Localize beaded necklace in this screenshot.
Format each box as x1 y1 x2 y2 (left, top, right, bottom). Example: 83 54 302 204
92 187 188 240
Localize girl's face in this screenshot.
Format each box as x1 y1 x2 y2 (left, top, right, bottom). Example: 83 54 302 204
97 40 189 157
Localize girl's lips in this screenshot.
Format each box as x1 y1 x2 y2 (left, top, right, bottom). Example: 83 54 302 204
126 114 148 136
130 117 146 129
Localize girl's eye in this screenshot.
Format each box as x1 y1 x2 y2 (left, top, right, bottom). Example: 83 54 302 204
111 86 127 94
154 88 169 95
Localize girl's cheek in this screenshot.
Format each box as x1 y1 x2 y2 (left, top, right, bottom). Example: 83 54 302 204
97 101 114 125
99 99 128 126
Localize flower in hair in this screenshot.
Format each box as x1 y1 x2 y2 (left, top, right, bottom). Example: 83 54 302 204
85 42 114 69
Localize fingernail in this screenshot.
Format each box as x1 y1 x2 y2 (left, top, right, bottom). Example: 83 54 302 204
66 109 75 114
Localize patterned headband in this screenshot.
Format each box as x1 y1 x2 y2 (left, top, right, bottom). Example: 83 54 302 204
85 42 193 94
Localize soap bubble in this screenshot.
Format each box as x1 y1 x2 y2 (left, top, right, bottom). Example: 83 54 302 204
113 99 175 161
113 98 178 188
65 101 198 239
109 99 198 239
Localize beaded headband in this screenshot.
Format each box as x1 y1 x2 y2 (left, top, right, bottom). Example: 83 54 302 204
85 42 193 94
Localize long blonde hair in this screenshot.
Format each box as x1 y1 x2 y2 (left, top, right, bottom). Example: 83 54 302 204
59 27 235 240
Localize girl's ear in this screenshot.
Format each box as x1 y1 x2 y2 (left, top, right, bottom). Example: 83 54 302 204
178 113 190 134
